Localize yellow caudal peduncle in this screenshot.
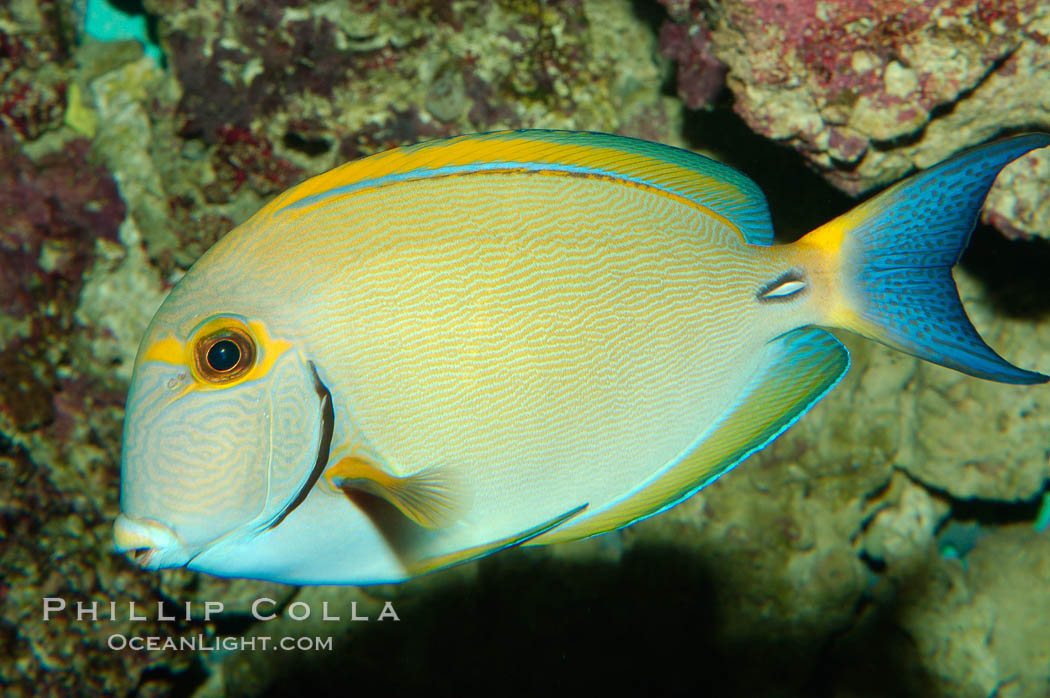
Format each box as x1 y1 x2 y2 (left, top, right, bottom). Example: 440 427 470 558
788 213 863 331
797 198 878 256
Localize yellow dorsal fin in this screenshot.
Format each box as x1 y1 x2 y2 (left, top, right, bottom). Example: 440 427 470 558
263 130 774 245
325 456 466 529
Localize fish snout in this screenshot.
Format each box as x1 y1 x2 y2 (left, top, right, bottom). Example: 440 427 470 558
113 514 194 569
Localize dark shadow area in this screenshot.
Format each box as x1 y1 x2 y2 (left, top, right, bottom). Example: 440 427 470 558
933 488 1047 558
283 131 333 157
946 489 1046 525
629 0 669 40
959 224 1050 320
809 594 936 698
138 660 209 698
680 106 855 241
108 0 149 13
257 544 941 698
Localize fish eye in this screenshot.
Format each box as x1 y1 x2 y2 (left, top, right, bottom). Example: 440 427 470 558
194 327 255 383
208 340 240 372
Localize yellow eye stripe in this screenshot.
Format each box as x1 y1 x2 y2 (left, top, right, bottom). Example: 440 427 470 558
140 317 294 391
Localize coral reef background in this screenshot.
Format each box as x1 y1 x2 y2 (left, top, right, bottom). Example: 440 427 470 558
1 0 1049 695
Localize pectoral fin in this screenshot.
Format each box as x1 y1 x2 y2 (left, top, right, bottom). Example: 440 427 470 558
326 455 465 529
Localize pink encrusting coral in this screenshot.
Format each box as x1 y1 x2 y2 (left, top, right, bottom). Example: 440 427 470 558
0 134 124 320
659 0 1050 237
0 126 210 693
3 0 1050 695
659 20 726 109
721 0 1023 131
0 6 70 140
154 0 604 175
0 127 124 489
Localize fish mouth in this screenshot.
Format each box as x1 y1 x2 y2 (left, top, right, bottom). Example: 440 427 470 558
113 514 194 569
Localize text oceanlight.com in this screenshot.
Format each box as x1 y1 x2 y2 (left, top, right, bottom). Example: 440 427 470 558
108 634 336 652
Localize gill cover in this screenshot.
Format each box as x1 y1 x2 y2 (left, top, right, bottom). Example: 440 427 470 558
118 315 328 566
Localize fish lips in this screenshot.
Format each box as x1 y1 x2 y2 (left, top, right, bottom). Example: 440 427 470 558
113 514 195 569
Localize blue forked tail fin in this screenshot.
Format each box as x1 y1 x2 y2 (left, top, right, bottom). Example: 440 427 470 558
801 134 1050 384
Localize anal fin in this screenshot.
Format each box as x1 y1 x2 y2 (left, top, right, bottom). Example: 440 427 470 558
531 327 850 544
406 503 588 577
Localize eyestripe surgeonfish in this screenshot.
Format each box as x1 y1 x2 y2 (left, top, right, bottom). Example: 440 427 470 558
114 130 1049 584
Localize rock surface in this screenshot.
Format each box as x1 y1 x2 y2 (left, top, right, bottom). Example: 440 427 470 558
899 527 1050 698
2 0 1049 696
660 0 1050 239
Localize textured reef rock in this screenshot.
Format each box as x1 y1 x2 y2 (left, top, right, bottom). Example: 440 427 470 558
4 0 1050 696
626 296 1050 695
129 0 680 269
0 126 196 695
901 271 1050 500
0 0 74 141
1 0 679 694
0 6 285 694
660 0 1050 239
898 527 1050 697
